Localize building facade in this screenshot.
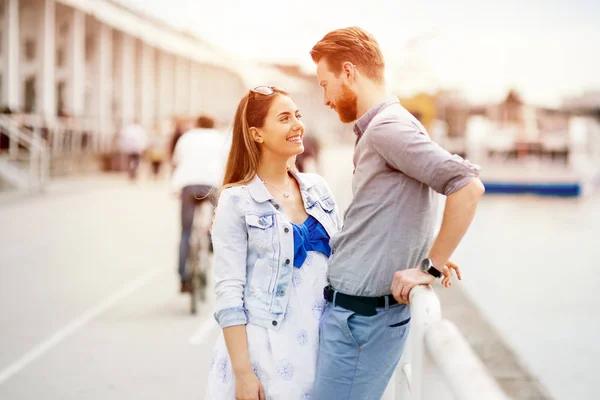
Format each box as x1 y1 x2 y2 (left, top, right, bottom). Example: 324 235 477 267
0 0 250 137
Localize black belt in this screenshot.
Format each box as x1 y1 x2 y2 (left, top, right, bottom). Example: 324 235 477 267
323 285 398 317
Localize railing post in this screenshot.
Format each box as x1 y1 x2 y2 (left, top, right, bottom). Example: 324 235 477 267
52 122 60 156
406 285 442 400
29 135 38 191
8 123 18 158
39 137 49 191
384 346 412 400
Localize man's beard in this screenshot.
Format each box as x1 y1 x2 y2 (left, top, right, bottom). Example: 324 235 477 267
333 83 358 123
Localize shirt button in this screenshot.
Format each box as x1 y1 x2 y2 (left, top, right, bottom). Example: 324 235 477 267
274 204 280 210
285 259 290 265
272 320 278 326
284 227 289 233
277 290 285 296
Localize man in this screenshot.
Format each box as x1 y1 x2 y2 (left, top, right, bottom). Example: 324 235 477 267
172 115 228 293
310 27 485 398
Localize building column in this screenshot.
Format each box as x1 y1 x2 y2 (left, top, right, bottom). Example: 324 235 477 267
196 64 206 112
39 0 56 118
156 51 174 128
139 43 155 132
97 23 112 139
185 60 194 116
189 62 201 116
174 56 189 115
3 0 20 110
120 33 135 125
69 7 85 117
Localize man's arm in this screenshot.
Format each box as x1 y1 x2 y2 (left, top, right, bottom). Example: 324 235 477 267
390 178 484 303
428 178 485 272
369 118 484 302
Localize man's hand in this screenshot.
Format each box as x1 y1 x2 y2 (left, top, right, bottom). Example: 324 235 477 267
441 259 462 288
390 268 435 304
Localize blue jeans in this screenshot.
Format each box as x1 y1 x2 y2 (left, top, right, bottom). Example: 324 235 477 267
313 296 411 400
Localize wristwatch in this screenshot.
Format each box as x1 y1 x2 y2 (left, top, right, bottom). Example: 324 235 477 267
419 258 442 278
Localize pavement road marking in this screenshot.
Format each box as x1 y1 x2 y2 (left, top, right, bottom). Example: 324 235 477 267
0 267 162 385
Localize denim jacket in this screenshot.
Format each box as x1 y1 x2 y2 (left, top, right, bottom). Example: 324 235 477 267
212 171 342 331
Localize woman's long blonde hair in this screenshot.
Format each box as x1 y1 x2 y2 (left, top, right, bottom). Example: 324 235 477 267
222 88 297 191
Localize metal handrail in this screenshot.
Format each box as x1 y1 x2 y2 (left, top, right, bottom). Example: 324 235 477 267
384 285 510 400
0 116 49 191
18 114 115 156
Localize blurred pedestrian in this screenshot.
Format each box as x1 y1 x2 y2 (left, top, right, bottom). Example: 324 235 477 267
171 114 227 293
119 119 148 181
295 134 321 173
147 132 166 181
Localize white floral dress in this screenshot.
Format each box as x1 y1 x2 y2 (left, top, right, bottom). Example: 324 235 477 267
205 217 329 400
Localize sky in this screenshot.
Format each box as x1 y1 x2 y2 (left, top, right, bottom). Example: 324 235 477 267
122 0 600 108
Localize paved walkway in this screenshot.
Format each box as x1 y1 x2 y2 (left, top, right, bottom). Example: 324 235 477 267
0 147 560 399
0 174 222 399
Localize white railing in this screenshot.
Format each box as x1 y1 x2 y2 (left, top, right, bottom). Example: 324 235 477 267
0 116 49 191
18 114 115 156
384 285 510 400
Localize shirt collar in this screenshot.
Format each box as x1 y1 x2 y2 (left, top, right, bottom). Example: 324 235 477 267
353 96 400 139
247 175 273 203
288 169 315 191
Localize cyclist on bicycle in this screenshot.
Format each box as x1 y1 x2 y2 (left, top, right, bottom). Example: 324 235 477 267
171 114 228 293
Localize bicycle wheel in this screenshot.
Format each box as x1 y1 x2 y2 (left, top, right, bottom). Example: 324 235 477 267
198 266 207 301
188 234 201 315
190 267 200 314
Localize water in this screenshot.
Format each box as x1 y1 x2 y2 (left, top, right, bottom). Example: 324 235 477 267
321 145 600 400
451 192 600 400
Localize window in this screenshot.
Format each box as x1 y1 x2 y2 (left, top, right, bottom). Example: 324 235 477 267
57 81 66 115
24 77 36 113
56 48 64 67
24 39 35 60
85 35 94 62
59 23 69 37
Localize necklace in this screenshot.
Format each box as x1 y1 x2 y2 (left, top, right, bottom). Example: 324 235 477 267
259 175 292 198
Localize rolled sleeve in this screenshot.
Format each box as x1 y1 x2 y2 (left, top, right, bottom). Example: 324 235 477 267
369 119 480 195
431 155 481 195
212 189 249 328
215 306 248 329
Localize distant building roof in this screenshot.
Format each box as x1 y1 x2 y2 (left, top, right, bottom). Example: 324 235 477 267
58 0 237 71
563 91 600 111
57 0 312 91
504 90 523 106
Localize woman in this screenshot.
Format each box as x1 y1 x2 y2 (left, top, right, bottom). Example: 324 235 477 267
205 86 342 399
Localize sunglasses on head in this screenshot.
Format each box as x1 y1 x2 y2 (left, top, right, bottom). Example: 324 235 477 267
250 86 288 96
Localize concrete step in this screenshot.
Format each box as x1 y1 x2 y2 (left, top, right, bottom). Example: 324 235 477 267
0 157 30 189
0 152 105 193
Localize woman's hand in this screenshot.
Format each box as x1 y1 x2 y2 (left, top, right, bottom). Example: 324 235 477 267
235 370 265 400
441 259 462 288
